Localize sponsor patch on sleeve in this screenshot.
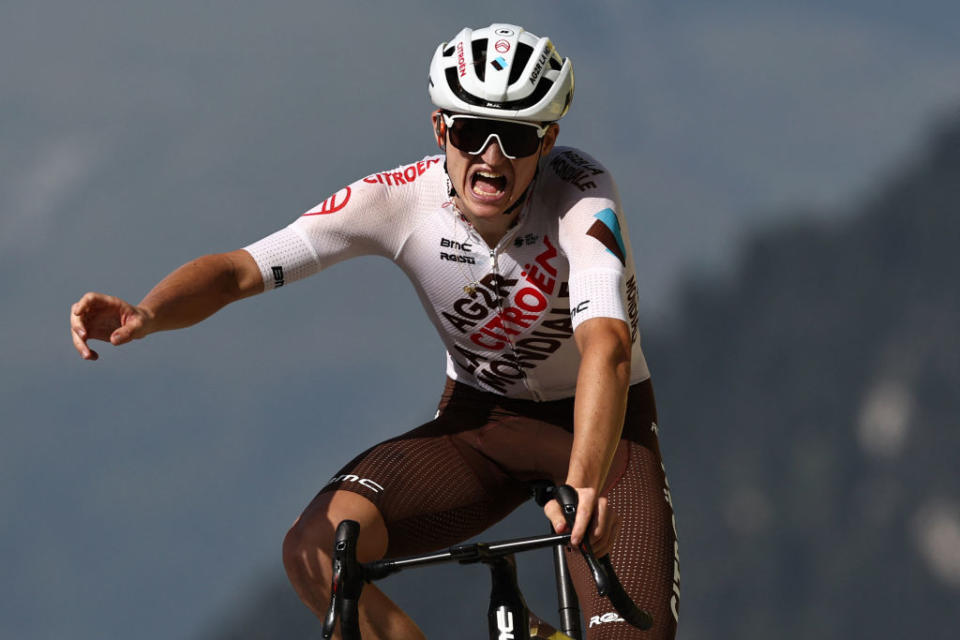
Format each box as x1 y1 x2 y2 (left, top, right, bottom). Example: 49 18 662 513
586 208 626 265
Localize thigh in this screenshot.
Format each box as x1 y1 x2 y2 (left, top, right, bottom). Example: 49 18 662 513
567 440 680 640
319 417 531 557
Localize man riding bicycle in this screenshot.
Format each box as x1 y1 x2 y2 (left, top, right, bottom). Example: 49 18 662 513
70 23 679 639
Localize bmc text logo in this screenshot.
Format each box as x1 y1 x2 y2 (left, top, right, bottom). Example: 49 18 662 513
327 474 385 493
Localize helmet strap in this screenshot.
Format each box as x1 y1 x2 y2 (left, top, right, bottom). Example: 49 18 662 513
444 161 458 197
501 176 532 216
501 144 544 216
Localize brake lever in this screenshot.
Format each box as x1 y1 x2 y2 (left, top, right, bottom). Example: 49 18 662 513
322 520 364 640
554 485 611 595
554 484 653 630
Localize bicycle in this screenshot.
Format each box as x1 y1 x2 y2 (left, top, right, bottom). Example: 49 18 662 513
322 483 653 639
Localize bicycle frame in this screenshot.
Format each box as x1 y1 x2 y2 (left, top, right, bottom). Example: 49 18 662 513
322 484 652 639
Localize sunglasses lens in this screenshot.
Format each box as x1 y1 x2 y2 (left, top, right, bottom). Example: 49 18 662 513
447 120 487 153
448 119 542 158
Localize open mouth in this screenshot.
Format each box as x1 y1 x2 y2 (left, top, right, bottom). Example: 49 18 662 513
471 170 508 198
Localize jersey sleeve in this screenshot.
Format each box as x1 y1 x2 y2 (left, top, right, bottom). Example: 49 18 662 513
243 172 412 291
554 150 638 333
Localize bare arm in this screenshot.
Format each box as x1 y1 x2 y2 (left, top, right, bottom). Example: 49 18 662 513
135 249 264 331
544 316 632 549
70 249 263 360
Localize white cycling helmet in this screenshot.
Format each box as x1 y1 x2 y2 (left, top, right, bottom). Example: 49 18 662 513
428 23 574 123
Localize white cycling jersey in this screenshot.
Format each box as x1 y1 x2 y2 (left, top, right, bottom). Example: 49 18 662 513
244 146 649 401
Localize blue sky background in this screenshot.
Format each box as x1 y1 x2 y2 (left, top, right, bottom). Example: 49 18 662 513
2 1 958 637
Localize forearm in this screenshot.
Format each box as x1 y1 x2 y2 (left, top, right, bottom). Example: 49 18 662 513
138 250 263 334
567 320 632 492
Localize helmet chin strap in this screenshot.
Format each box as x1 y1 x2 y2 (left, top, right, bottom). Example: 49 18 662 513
444 160 458 197
500 143 544 216
501 168 536 216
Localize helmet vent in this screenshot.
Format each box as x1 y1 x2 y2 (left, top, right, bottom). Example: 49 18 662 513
507 43 533 84
471 39 488 81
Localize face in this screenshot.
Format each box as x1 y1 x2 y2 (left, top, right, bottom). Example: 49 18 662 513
434 111 558 223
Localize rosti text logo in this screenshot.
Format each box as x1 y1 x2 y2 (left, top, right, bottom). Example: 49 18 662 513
441 252 475 264
363 158 442 186
303 186 352 216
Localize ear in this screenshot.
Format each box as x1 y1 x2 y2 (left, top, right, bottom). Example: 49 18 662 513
431 109 446 150
541 122 560 156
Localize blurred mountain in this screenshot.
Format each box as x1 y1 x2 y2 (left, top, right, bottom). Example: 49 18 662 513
647 109 960 639
199 111 960 639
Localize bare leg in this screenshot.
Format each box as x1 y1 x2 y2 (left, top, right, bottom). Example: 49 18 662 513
282 490 426 640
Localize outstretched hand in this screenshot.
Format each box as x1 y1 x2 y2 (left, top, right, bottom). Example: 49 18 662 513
70 292 153 360
543 486 620 558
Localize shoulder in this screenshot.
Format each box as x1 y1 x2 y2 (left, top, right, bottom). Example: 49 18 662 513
535 146 621 230
540 145 615 195
298 155 446 220
356 155 446 190
538 147 629 256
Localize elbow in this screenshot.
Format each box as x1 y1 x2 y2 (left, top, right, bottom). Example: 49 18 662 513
576 317 633 382
220 250 265 300
610 342 631 385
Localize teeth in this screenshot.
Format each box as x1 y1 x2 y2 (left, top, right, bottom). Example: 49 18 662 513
472 169 506 197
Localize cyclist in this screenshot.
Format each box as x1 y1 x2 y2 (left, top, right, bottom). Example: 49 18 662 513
70 24 679 639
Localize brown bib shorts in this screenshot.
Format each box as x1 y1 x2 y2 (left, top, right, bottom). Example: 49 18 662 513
320 378 679 639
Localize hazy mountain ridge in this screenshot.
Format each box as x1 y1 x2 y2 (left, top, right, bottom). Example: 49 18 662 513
201 112 960 638
647 110 960 639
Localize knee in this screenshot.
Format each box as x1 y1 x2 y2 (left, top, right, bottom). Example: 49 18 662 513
282 515 333 587
282 491 389 586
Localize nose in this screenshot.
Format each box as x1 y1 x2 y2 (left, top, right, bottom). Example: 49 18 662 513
476 134 510 162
